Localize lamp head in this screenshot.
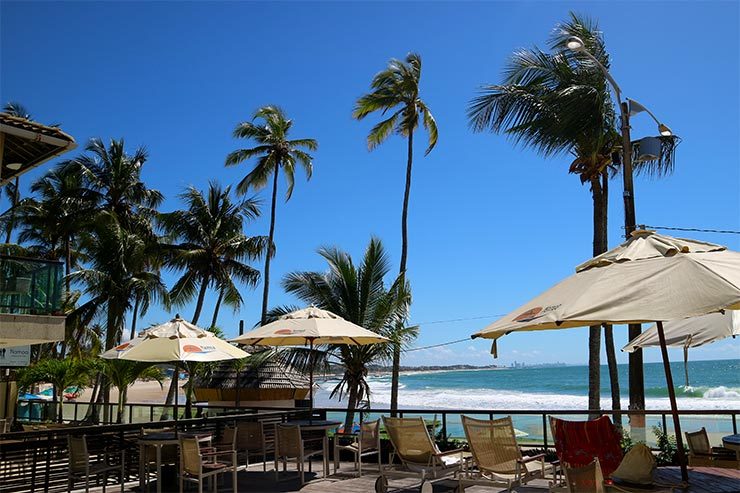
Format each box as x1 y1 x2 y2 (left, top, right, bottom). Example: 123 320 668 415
566 36 585 52
658 123 672 137
6 162 22 171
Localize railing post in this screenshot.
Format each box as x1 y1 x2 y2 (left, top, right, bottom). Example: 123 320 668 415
150 405 154 422
129 404 133 423
733 413 737 435
442 413 447 442
662 413 667 434
542 413 548 452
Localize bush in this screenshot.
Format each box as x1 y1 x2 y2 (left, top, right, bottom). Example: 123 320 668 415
652 425 687 466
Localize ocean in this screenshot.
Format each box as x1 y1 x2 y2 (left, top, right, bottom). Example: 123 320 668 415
314 359 740 443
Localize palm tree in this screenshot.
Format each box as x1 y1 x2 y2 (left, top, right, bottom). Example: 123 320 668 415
468 13 619 416
159 182 268 326
98 359 163 423
225 106 317 325
17 358 95 422
1 102 33 244
353 53 436 414
269 238 416 431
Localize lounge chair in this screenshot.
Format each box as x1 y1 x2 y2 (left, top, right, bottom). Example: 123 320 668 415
459 415 554 492
685 427 739 469
376 416 465 493
334 419 381 477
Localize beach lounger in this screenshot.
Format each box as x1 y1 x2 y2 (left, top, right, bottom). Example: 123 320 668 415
459 415 554 492
376 416 464 493
685 427 739 469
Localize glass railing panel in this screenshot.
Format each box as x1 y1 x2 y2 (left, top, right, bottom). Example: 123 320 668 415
0 255 63 315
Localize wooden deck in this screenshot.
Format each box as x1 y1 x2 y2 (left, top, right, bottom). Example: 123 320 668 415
81 463 740 493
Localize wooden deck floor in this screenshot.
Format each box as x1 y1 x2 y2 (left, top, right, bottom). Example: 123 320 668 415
81 463 740 493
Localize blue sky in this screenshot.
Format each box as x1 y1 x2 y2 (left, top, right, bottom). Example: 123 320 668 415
1 1 738 366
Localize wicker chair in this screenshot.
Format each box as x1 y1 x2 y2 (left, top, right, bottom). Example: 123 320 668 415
179 436 238 493
556 459 605 493
460 415 553 492
685 427 739 468
376 416 464 493
274 423 324 485
67 435 125 493
333 419 381 477
235 421 273 471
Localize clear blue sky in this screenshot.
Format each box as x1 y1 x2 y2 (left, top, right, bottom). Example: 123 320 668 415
2 1 738 366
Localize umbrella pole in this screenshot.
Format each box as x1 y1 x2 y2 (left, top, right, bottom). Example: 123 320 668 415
309 339 314 424
657 321 689 483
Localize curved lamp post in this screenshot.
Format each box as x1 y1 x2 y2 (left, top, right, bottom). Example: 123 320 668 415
565 36 686 482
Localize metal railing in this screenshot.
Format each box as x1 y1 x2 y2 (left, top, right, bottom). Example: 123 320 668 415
0 255 63 315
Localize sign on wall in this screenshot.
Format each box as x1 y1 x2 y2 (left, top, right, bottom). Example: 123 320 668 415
0 346 31 367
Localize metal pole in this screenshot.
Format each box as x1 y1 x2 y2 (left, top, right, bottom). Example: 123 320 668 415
657 321 688 482
309 338 314 424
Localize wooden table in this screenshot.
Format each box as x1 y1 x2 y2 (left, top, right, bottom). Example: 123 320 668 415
283 420 341 477
138 432 211 493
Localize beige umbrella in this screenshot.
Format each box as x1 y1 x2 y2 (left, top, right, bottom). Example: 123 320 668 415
472 231 740 482
230 307 389 414
101 315 249 418
623 311 740 386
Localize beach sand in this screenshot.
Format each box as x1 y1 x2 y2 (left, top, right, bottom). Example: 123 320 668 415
67 378 182 405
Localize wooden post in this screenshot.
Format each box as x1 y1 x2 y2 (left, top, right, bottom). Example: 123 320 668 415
657 321 688 482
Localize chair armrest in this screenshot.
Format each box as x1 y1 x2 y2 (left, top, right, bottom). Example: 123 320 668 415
201 450 236 458
333 432 358 437
518 453 546 464
435 448 466 457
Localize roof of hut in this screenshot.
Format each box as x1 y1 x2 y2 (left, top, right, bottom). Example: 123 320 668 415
194 359 310 390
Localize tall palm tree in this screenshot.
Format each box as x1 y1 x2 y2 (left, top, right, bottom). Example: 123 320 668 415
17 358 95 422
353 53 437 414
1 102 33 244
159 182 268 326
468 13 618 416
225 106 317 325
97 359 163 423
269 238 416 430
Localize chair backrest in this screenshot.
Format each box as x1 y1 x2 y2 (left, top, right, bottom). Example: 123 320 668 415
685 428 711 455
219 425 237 449
276 424 302 458
359 419 380 451
68 435 89 474
236 421 264 450
462 415 522 474
180 437 202 475
382 416 437 466
564 459 605 493
550 416 623 478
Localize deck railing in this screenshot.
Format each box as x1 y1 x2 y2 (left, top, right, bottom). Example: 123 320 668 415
16 399 739 450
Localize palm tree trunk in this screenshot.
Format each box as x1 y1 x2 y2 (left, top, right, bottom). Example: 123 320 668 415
130 296 140 341
3 177 19 244
191 275 210 325
117 386 126 424
261 166 280 325
343 379 360 433
84 373 101 423
588 175 607 418
184 362 196 419
391 128 414 416
210 289 224 328
161 368 179 420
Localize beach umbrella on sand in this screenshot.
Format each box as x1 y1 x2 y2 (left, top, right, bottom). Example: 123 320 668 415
623 311 739 387
230 306 389 417
101 315 249 417
472 230 740 482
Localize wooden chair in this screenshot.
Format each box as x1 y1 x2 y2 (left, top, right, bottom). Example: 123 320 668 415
67 435 125 493
554 459 605 493
685 427 739 468
274 423 323 485
377 416 464 493
236 421 272 471
179 436 237 493
333 419 381 477
460 415 554 492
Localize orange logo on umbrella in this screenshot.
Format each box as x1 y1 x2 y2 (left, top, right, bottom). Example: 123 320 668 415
513 307 543 323
183 345 203 353
115 342 130 351
274 329 294 335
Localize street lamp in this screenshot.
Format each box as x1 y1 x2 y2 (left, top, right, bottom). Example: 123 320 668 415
566 35 687 483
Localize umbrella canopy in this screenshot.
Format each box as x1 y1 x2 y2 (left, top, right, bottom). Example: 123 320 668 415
230 306 390 346
473 231 740 341
623 311 740 353
470 230 740 484
101 315 249 362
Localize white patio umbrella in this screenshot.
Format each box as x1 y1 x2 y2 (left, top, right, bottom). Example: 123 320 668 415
230 306 389 416
472 230 740 482
101 315 249 418
623 311 740 387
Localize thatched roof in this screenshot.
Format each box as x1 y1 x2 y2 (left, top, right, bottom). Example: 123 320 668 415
0 113 76 186
194 360 310 391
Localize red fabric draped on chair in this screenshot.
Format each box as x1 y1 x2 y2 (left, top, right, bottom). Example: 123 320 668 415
550 416 624 478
